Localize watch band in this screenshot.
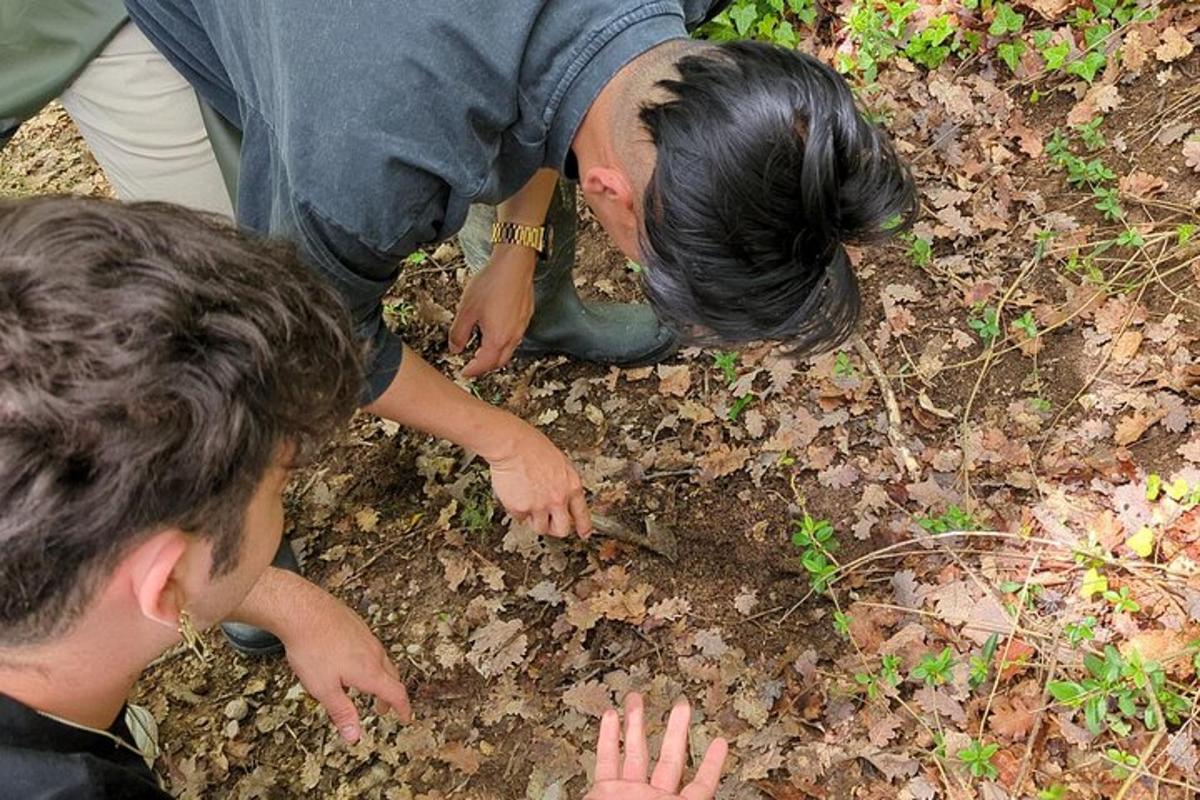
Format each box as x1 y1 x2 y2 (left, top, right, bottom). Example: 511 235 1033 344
491 221 550 256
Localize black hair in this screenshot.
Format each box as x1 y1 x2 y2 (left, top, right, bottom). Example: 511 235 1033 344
0 197 362 644
638 41 917 352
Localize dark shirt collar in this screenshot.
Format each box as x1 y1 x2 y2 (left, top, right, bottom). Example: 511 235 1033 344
545 4 689 176
0 693 166 798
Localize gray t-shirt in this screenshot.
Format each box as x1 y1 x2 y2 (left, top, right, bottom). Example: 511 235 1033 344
124 0 720 398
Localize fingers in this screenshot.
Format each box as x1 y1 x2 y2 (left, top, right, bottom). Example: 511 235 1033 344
679 738 729 800
620 692 649 782
528 509 550 536
568 490 592 539
548 504 572 539
448 304 477 355
462 340 505 378
650 699 692 791
594 709 621 782
312 683 363 743
360 656 413 724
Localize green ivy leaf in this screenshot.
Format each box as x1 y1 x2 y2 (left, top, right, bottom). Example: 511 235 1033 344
989 3 1025 36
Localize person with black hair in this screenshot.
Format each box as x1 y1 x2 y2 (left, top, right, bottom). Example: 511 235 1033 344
121 0 916 545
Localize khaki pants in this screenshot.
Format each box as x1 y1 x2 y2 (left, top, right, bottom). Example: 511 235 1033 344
59 22 232 217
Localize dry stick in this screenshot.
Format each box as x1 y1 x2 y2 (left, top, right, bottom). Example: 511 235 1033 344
1012 628 1062 796
1114 682 1169 800
852 335 921 482
978 550 1042 742
958 253 1039 502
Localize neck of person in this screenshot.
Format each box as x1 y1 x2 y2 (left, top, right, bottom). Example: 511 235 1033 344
0 601 171 732
572 38 707 172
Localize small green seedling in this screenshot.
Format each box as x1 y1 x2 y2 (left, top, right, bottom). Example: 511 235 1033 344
880 654 902 687
918 505 980 534
957 739 1000 780
1115 228 1145 249
792 514 839 593
728 393 755 422
833 351 857 378
1074 116 1106 151
969 633 1000 689
832 610 851 639
404 250 429 266
1013 310 1038 339
912 646 955 686
988 3 1024 37
1103 585 1140 614
713 351 739 385
969 306 1001 344
1092 186 1122 221
1064 616 1096 648
1105 748 1139 779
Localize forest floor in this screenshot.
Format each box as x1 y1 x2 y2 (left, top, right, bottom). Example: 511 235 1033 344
2 4 1199 799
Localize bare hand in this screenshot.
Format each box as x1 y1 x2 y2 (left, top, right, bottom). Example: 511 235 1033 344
586 693 728 800
449 246 536 378
277 582 412 743
487 414 591 539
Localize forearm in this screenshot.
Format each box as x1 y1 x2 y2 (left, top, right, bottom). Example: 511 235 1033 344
498 167 559 226
225 566 320 634
364 344 520 461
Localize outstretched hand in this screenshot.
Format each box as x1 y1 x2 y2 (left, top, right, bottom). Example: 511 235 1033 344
275 579 412 743
586 693 728 800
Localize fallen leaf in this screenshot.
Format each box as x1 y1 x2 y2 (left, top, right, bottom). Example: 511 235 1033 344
1080 567 1108 599
1113 408 1164 446
817 462 859 489
1119 170 1167 198
657 364 691 397
466 618 527 678
1111 330 1143 363
990 694 1037 740
436 742 482 776
1126 526 1155 558
354 508 380 532
1156 27 1194 63
562 679 613 718
1184 140 1200 173
734 588 759 616
868 714 904 747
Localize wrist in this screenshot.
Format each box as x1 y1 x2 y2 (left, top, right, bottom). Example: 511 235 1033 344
470 406 531 464
487 242 539 272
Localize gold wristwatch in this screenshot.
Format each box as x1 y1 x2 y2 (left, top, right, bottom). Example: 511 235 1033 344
491 221 551 256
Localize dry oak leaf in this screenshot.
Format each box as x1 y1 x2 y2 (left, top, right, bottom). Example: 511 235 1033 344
562 679 613 718
1119 170 1167 199
1156 27 1195 63
867 713 905 748
466 618 527 678
436 742 482 776
1114 408 1166 446
1122 28 1149 73
1184 139 1200 173
647 595 691 622
656 364 691 397
989 694 1037 741
696 445 750 481
817 462 860 489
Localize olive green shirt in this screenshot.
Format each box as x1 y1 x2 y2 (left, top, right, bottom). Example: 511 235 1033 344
0 0 127 144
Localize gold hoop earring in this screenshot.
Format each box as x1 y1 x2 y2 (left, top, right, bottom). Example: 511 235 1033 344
177 609 211 666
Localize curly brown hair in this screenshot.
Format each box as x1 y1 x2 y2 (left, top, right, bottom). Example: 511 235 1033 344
0 196 363 644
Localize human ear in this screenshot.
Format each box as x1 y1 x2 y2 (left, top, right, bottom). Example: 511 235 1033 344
123 530 192 630
581 166 640 256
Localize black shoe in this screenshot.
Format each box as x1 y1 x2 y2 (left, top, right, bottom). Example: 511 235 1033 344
219 538 300 658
